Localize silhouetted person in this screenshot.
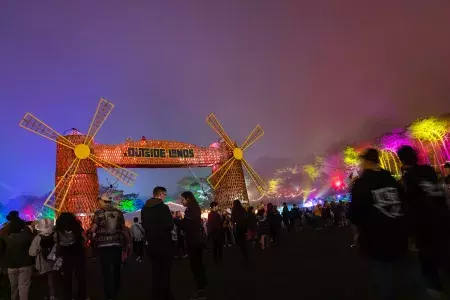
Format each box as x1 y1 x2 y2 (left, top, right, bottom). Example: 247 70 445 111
54 212 88 300
398 146 450 298
349 148 423 300
175 191 207 300
231 200 248 261
130 217 145 263
266 203 281 242
207 201 223 263
141 186 175 300
282 203 291 231
2 219 33 300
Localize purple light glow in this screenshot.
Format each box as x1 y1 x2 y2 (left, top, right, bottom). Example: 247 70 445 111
378 130 412 152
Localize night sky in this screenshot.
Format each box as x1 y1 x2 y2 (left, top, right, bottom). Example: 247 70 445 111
1 1 450 201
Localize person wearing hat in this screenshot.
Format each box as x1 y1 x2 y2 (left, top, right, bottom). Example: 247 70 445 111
90 194 129 300
348 148 421 299
207 202 224 263
2 216 34 300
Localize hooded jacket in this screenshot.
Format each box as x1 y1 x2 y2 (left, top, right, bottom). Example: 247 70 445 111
349 169 408 262
141 198 173 254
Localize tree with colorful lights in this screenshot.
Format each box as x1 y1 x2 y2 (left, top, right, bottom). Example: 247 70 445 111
267 178 283 196
119 198 144 213
376 130 410 176
303 164 320 181
408 117 449 168
176 176 212 208
343 146 361 174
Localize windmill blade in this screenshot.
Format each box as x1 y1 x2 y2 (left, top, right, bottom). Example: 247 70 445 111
241 159 267 194
207 157 236 189
206 114 235 149
84 98 114 146
241 125 264 151
44 158 81 211
89 154 137 187
19 113 76 149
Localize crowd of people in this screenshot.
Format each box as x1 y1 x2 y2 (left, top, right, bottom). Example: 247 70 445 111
0 185 345 300
0 146 449 300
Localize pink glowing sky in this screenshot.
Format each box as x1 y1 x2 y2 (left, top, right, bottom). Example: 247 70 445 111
1 1 450 199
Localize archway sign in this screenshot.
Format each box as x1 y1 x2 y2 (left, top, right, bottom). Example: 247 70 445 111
19 98 266 225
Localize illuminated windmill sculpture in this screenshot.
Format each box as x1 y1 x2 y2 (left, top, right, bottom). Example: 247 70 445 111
19 98 137 218
206 114 267 207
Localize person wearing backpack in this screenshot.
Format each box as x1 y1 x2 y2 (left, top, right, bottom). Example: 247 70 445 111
29 218 56 300
130 217 145 263
90 196 130 300
53 213 89 300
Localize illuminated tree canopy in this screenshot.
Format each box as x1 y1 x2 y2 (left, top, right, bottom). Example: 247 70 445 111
267 178 283 195
378 130 411 152
408 117 450 161
176 176 213 208
343 146 360 168
303 164 320 181
408 117 449 143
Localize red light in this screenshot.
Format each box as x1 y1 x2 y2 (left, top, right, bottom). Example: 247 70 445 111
334 180 342 187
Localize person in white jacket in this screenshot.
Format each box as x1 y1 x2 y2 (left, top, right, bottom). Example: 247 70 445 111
29 219 56 300
130 217 145 263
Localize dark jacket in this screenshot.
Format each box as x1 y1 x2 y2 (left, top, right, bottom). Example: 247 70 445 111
2 228 34 269
141 198 173 254
402 165 450 245
247 213 257 231
282 206 290 220
174 205 202 248
267 211 281 230
231 207 247 227
291 207 301 219
349 169 408 262
207 211 222 235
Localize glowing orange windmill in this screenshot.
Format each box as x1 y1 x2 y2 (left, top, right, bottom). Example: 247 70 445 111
19 98 137 213
206 114 267 206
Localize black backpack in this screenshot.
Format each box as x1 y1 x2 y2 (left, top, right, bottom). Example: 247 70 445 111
39 233 55 259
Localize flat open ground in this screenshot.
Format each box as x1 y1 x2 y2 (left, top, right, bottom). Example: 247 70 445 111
1 226 447 300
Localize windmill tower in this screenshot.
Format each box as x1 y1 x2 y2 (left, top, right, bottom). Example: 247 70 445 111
206 114 267 207
19 98 137 225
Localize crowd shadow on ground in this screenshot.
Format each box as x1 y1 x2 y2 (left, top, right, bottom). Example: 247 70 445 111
2 226 447 300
